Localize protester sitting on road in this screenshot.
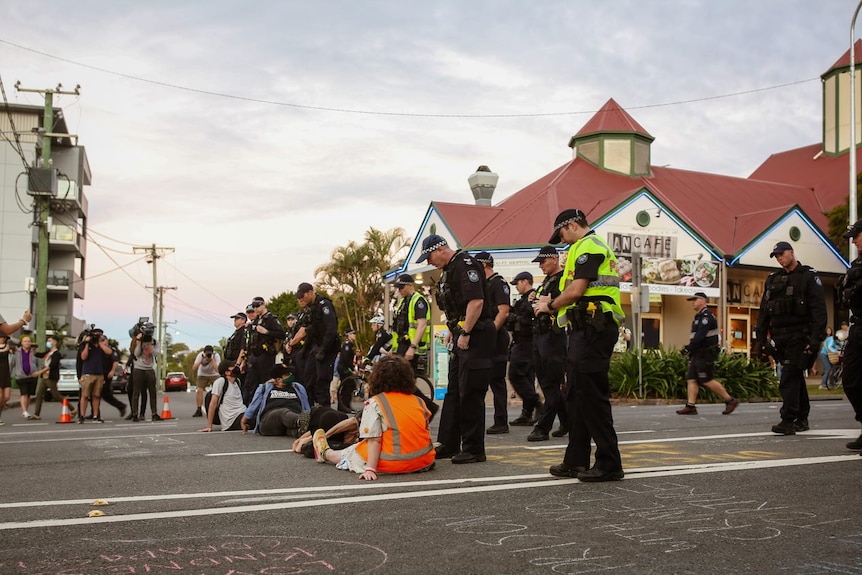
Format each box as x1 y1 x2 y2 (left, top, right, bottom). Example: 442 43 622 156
293 406 360 457
241 363 310 436
312 355 435 480
199 360 246 432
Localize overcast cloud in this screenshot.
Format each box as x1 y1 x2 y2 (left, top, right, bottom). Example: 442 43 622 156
0 0 855 347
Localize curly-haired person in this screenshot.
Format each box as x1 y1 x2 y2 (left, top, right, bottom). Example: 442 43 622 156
312 355 435 480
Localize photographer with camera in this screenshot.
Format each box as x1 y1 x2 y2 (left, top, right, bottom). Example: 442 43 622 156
78 326 114 423
192 345 221 417
129 319 161 422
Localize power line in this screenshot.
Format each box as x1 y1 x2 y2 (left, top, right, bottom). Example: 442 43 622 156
162 259 237 310
0 37 819 119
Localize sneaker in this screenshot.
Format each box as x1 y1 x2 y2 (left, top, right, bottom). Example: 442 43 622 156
124 413 134 420
93 417 104 423
818 385 828 390
131 416 140 422
676 405 698 415
193 408 203 417
297 410 311 435
21 411 31 418
722 398 740 415
77 416 85 424
313 429 330 463
846 433 862 450
794 419 809 432
486 424 509 434
771 420 796 435
152 414 163 421
0 419 5 426
119 405 127 418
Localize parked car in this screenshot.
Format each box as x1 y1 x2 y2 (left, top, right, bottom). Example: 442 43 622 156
164 372 188 392
57 358 80 396
111 370 129 394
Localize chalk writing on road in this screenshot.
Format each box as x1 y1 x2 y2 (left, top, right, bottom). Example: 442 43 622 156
1 535 387 574
427 480 854 574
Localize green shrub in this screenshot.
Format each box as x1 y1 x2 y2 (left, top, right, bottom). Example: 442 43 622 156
609 346 778 400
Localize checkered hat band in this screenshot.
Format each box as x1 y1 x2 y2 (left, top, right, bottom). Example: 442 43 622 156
421 240 445 255
553 216 579 232
535 253 557 259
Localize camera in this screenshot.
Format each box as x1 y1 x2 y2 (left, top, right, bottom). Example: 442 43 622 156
129 316 155 342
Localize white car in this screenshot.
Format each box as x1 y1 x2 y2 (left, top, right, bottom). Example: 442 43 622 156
56 358 80 396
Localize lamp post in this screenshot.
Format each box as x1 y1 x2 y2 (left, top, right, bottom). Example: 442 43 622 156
850 0 862 261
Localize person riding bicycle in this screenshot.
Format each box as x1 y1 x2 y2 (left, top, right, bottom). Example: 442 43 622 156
364 316 391 364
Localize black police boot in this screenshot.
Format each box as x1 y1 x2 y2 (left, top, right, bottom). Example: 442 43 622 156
847 433 862 450
510 410 533 426
771 420 796 435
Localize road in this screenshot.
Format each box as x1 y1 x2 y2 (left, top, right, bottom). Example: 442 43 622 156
0 389 860 574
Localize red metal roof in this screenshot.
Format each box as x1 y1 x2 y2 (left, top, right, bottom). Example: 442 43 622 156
749 143 861 213
824 39 862 75
573 98 653 140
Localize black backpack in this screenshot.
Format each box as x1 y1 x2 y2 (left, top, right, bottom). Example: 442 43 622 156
204 378 231 425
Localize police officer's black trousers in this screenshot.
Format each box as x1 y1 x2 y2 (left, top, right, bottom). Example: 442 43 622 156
306 348 337 407
489 357 508 427
437 326 494 455
100 379 126 414
533 332 567 433
508 342 539 416
562 325 622 472
842 325 862 423
775 337 810 422
244 353 275 405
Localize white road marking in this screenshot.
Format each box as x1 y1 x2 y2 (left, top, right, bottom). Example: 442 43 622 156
207 448 293 456
0 455 857 530
524 429 861 450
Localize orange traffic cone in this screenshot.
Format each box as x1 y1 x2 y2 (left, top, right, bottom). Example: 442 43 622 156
57 398 73 424
160 396 174 420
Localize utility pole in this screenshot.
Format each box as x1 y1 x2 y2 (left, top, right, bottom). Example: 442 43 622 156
133 244 174 326
15 82 80 346
155 286 177 384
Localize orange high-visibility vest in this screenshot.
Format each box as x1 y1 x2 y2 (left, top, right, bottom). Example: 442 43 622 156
355 391 435 473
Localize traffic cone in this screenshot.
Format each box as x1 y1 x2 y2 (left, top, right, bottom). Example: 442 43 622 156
57 398 73 424
160 396 174 420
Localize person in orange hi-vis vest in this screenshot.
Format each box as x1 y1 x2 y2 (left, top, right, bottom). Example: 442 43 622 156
312 355 436 480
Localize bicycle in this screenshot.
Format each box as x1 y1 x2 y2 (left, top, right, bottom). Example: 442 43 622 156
826 352 844 390
336 363 436 414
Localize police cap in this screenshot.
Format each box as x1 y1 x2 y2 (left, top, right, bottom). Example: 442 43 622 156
416 234 448 263
549 209 587 244
510 271 533 285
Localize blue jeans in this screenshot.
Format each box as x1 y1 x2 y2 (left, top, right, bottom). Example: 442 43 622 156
819 353 832 388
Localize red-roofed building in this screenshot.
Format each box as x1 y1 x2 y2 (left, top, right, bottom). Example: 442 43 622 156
391 46 858 376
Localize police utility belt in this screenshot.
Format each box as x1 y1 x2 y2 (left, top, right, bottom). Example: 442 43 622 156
566 300 611 332
447 318 490 335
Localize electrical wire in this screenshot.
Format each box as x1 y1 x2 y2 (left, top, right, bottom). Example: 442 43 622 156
0 72 30 166
162 259 237 310
0 37 819 119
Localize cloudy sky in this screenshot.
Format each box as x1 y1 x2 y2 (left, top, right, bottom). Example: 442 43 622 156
0 0 856 348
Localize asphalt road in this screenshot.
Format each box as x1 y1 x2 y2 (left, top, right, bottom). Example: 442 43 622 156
0 388 860 575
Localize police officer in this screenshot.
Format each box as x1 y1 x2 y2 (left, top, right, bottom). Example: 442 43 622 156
838 220 862 451
756 241 826 435
244 296 286 404
675 291 739 416
286 306 310 384
224 312 248 362
507 271 542 426
391 273 439 418
336 329 357 380
475 252 511 435
296 282 339 406
535 209 625 482
528 245 567 442
417 234 495 464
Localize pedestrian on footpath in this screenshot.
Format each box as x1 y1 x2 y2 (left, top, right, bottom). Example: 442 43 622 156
755 241 826 435
675 292 739 416
30 334 71 420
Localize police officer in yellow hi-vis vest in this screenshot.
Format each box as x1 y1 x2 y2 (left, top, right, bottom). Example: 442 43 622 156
535 209 625 482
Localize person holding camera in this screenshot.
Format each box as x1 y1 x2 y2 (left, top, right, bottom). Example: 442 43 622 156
78 327 114 423
130 322 161 422
192 345 221 417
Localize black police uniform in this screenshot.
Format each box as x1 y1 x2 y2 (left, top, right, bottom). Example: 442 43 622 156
365 327 392 363
486 271 512 429
435 250 495 458
836 257 862 428
304 295 339 406
244 312 286 404
224 325 247 362
337 336 356 379
532 270 568 437
685 307 720 383
289 310 309 385
507 288 540 423
756 261 826 428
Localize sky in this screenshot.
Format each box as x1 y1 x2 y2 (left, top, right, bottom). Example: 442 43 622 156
0 0 857 349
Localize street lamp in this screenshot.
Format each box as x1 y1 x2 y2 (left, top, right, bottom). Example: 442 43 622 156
850 0 862 261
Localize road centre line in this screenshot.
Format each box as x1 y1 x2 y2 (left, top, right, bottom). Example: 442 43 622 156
0 455 857 530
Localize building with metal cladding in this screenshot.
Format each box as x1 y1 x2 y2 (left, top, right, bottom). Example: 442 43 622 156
389 44 862 390
0 103 89 340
